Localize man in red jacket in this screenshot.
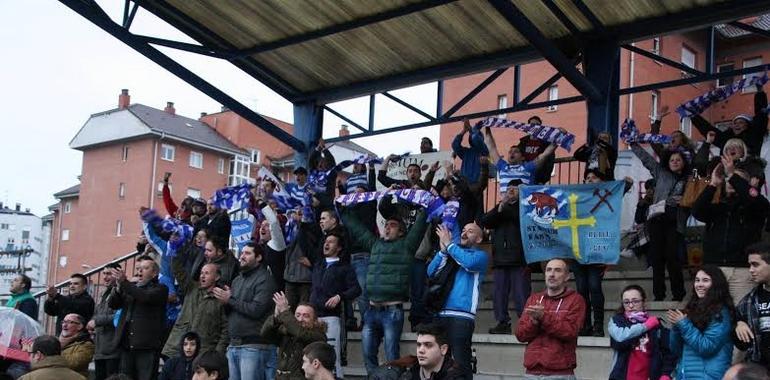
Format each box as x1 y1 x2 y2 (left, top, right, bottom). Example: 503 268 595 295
515 258 586 379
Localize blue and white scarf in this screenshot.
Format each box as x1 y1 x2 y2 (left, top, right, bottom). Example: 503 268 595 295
211 182 252 210
335 189 455 227
620 119 672 145
677 72 769 118
479 117 575 152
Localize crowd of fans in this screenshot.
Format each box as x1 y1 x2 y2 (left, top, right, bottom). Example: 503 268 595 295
3 84 770 380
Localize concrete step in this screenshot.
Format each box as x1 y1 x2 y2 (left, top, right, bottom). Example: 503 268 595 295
342 332 613 380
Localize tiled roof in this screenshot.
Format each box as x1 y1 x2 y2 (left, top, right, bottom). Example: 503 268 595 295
53 184 80 198
716 15 770 38
127 104 245 155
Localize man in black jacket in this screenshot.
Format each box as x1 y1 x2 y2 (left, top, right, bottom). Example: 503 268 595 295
87 262 121 380
44 273 95 335
479 179 530 334
212 241 276 380
310 233 361 376
108 255 169 380
196 199 232 243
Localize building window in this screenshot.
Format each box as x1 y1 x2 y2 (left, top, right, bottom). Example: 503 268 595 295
118 183 126 199
61 229 70 241
189 151 203 169
122 145 129 162
229 155 252 186
651 37 661 55
547 85 559 111
681 46 696 73
187 188 201 199
217 158 225 174
0 224 8 230
161 144 175 161
651 91 660 119
497 94 508 118
250 149 261 164
21 230 30 245
680 117 692 138
742 57 763 93
63 202 72 214
115 220 122 237
717 63 735 87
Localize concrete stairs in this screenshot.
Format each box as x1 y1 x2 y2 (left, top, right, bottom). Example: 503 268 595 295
341 255 693 379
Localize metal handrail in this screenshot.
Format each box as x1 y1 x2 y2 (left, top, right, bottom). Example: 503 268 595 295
33 250 142 298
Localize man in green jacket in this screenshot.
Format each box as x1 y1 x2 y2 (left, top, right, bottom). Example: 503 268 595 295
343 207 428 374
261 292 326 379
162 252 229 358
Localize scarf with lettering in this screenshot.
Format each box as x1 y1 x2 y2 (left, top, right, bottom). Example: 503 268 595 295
620 119 672 145
676 72 769 118
479 117 575 152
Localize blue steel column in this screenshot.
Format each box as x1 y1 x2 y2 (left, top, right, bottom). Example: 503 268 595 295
293 101 324 169
583 39 620 148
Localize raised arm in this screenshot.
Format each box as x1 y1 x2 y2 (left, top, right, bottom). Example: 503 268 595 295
262 204 286 251
534 143 557 169
484 127 502 163
341 208 377 253
630 143 662 177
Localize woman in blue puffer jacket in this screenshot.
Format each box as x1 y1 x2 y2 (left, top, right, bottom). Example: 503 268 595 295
665 265 735 379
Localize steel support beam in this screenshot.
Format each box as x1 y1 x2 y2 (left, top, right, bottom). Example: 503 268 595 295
513 65 521 103
584 39 620 147
235 0 458 58
622 44 702 76
122 0 138 29
134 35 232 59
620 63 770 95
543 0 581 35
488 0 603 102
326 62 770 144
442 68 507 118
436 81 444 117
368 95 376 131
518 72 562 106
705 27 715 74
59 0 306 151
382 92 436 121
729 21 770 39
572 0 605 32
323 106 367 134
135 0 301 101
293 102 324 168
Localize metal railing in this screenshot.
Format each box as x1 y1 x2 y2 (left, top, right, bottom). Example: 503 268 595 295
33 250 143 333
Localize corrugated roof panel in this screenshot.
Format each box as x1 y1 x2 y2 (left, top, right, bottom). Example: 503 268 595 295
166 0 423 49
253 1 526 92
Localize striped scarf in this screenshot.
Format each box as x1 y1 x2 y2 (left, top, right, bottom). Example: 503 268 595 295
620 119 672 145
479 117 575 151
677 72 769 118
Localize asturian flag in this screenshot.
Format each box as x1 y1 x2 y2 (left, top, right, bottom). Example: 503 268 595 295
519 181 624 264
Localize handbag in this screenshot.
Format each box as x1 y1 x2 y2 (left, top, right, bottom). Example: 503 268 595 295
680 170 721 208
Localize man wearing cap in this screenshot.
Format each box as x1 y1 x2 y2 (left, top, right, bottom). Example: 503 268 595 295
692 81 767 156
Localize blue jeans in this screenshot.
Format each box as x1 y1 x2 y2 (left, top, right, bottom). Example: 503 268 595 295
351 253 370 319
409 258 429 326
362 306 404 374
227 345 274 380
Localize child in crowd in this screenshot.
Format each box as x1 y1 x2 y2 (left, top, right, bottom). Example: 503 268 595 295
160 332 201 380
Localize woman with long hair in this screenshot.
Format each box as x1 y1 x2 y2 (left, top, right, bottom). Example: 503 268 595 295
631 143 689 301
608 285 676 380
665 265 735 379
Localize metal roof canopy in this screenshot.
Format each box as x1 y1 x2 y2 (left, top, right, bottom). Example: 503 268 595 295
60 0 770 152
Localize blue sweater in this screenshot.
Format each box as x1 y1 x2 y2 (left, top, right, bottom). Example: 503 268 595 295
427 243 488 319
670 307 733 380
452 127 488 184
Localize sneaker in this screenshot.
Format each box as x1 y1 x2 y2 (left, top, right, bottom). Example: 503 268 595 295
592 324 605 337
488 322 512 334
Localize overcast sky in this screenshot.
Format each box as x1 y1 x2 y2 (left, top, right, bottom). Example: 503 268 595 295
0 1 441 217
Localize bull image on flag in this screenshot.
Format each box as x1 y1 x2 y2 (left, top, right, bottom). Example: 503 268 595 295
519 181 624 265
